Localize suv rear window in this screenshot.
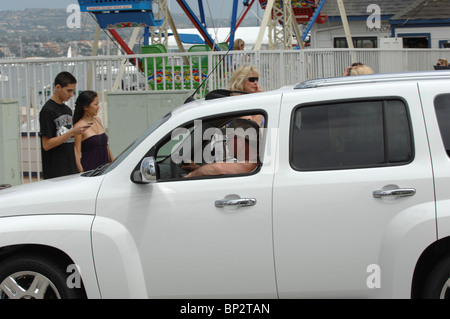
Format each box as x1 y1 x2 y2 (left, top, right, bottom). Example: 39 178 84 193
291 99 413 171
434 94 450 157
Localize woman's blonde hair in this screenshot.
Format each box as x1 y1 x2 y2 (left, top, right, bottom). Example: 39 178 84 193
233 38 245 50
351 65 374 75
438 58 448 66
227 65 259 91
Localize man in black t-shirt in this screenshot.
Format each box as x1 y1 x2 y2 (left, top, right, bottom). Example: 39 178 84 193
39 72 90 179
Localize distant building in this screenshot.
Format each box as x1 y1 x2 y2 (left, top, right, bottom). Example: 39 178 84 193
165 27 270 51
42 42 61 54
312 0 450 49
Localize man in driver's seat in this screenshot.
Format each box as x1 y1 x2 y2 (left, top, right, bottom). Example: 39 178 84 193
184 118 260 178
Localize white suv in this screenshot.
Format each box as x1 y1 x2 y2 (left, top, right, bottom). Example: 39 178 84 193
1 71 450 299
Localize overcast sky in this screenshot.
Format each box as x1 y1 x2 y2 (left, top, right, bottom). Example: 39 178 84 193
0 0 253 19
1 0 75 10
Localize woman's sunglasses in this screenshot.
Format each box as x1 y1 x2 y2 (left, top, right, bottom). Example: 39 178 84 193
246 77 259 82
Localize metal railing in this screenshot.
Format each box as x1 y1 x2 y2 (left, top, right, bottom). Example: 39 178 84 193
0 48 448 183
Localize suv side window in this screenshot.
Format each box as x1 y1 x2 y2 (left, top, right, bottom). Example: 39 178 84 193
434 94 450 157
155 113 264 180
291 99 413 171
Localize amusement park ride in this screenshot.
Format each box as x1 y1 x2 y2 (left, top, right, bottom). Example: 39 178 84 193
77 0 329 91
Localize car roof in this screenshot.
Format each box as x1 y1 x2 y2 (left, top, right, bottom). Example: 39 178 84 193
173 70 450 116
295 70 450 90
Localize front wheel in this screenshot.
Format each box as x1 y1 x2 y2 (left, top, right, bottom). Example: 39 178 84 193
423 255 450 299
0 254 85 299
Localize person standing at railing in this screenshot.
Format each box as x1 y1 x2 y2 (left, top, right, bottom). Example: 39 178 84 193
350 64 374 75
39 72 90 179
437 58 448 67
73 90 114 173
343 62 363 76
343 62 374 76
232 38 248 67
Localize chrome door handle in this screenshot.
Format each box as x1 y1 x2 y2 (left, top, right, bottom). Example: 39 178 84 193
372 188 416 198
215 198 257 208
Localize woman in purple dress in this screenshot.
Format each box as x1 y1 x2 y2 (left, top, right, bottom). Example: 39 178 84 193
73 90 114 172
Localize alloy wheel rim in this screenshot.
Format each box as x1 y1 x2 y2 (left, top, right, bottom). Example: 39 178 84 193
0 271 61 299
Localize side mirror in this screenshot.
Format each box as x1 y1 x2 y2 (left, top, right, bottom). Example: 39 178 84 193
140 157 158 183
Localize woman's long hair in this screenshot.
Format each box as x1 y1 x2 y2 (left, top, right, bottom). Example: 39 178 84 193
73 90 98 124
227 65 259 92
233 38 245 50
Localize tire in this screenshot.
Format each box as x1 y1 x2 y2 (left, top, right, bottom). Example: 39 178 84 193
0 254 85 299
423 255 450 299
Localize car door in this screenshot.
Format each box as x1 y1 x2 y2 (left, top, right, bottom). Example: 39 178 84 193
418 81 450 239
95 97 279 298
273 82 437 298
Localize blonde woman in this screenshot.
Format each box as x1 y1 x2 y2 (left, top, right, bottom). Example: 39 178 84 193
437 58 448 66
233 38 245 51
232 38 247 65
228 65 264 126
228 65 263 93
343 62 374 76
351 64 374 75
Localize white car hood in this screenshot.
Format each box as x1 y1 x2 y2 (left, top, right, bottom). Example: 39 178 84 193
0 174 104 218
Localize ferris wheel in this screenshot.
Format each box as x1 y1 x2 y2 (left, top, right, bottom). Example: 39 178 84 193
78 0 329 57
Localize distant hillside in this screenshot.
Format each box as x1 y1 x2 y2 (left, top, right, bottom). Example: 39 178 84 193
0 8 260 58
0 8 190 42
